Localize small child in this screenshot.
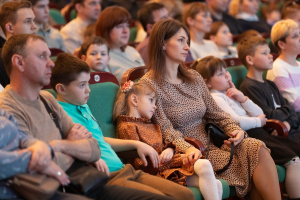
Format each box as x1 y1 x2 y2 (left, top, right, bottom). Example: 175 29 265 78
194 55 300 200
204 22 237 59
261 4 281 27
113 81 223 200
79 36 111 73
267 19 300 113
50 53 197 199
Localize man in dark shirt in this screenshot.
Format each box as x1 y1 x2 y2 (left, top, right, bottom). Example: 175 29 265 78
206 0 243 34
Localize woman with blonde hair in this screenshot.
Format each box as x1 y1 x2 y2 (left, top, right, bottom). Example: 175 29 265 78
140 18 281 199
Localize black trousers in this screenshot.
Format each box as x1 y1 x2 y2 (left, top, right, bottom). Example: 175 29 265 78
247 128 300 165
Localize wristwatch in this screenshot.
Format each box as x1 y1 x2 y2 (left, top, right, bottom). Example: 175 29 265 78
48 145 55 159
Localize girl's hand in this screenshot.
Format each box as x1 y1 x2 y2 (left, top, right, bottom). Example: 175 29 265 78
159 148 174 164
94 158 110 176
183 147 202 168
257 114 267 126
136 142 159 168
224 130 244 147
226 81 247 103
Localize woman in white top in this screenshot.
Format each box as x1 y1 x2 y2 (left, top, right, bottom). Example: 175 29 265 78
182 2 222 60
95 6 145 83
205 22 237 59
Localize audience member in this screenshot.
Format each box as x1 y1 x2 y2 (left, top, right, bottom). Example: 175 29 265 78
28 0 67 52
239 36 300 144
229 0 271 33
84 23 95 41
114 81 223 200
151 0 182 21
261 4 281 27
182 2 221 60
95 6 144 83
204 21 237 58
267 19 300 113
195 56 300 200
140 18 281 199
50 52 196 200
206 0 243 34
79 36 111 72
60 0 101 54
136 3 169 65
102 0 143 20
0 0 37 88
0 0 12 48
281 0 300 27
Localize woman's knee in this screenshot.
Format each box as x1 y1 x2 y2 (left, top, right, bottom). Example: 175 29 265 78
194 159 214 176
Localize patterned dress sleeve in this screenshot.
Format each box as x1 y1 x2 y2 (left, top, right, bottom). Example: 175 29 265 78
139 75 193 153
196 73 243 136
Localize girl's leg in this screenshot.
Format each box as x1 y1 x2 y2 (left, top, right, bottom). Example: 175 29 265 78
252 147 281 200
186 159 221 200
285 157 300 199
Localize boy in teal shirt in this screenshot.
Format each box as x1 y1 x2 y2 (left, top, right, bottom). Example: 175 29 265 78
50 53 195 200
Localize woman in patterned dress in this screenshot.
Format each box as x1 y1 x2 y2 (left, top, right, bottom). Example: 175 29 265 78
139 19 281 199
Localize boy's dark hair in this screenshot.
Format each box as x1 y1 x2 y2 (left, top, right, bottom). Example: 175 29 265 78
192 56 227 81
2 34 45 76
51 53 90 92
137 3 165 32
237 29 261 43
79 36 109 58
0 0 32 36
72 0 85 6
237 36 268 69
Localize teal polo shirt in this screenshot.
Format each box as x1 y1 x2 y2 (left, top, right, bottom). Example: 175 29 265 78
58 101 124 172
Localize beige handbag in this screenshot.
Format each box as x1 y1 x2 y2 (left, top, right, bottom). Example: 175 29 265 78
8 173 60 200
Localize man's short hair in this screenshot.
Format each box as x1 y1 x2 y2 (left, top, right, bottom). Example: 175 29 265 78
237 36 268 68
2 34 45 75
281 0 300 19
271 19 299 53
182 2 209 28
51 53 90 92
26 0 39 6
137 3 165 32
79 36 109 58
72 0 85 6
0 0 32 36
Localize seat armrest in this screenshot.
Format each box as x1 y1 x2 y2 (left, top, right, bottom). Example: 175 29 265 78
184 137 206 157
263 119 289 138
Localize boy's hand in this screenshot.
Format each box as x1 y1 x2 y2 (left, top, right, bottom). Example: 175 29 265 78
224 130 244 147
257 114 267 126
94 158 110 176
159 148 174 164
67 124 92 140
136 142 159 168
226 81 247 103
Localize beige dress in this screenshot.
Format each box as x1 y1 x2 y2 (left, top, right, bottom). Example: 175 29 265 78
139 70 268 197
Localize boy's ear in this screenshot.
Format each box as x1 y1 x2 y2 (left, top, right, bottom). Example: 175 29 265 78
246 55 253 66
277 40 286 51
5 22 14 34
56 83 66 95
129 94 138 107
81 55 86 61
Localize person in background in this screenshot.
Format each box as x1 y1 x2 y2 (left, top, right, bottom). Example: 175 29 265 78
136 3 169 65
28 0 67 52
261 4 281 27
60 0 101 54
204 21 237 58
281 0 300 27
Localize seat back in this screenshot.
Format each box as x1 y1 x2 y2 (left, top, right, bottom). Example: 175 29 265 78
121 66 147 86
227 65 247 89
45 72 119 138
49 9 66 24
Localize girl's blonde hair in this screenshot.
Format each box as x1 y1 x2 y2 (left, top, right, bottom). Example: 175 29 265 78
113 82 158 121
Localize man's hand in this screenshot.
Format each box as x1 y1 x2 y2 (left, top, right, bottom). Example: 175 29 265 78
136 142 159 168
183 147 201 168
94 158 110 176
67 124 92 140
224 130 244 147
27 141 51 171
39 161 70 185
159 148 174 164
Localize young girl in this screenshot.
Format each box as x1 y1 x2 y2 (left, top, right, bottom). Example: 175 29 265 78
194 56 300 200
113 81 223 200
204 22 237 59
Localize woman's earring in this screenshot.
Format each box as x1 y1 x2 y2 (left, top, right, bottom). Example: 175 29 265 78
135 106 137 109
163 46 166 50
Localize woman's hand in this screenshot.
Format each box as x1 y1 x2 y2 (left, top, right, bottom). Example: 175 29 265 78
136 142 159 168
226 81 247 103
224 130 244 147
183 147 202 168
159 148 174 164
39 161 70 186
94 158 110 176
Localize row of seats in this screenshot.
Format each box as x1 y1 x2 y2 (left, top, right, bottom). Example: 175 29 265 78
44 69 286 200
